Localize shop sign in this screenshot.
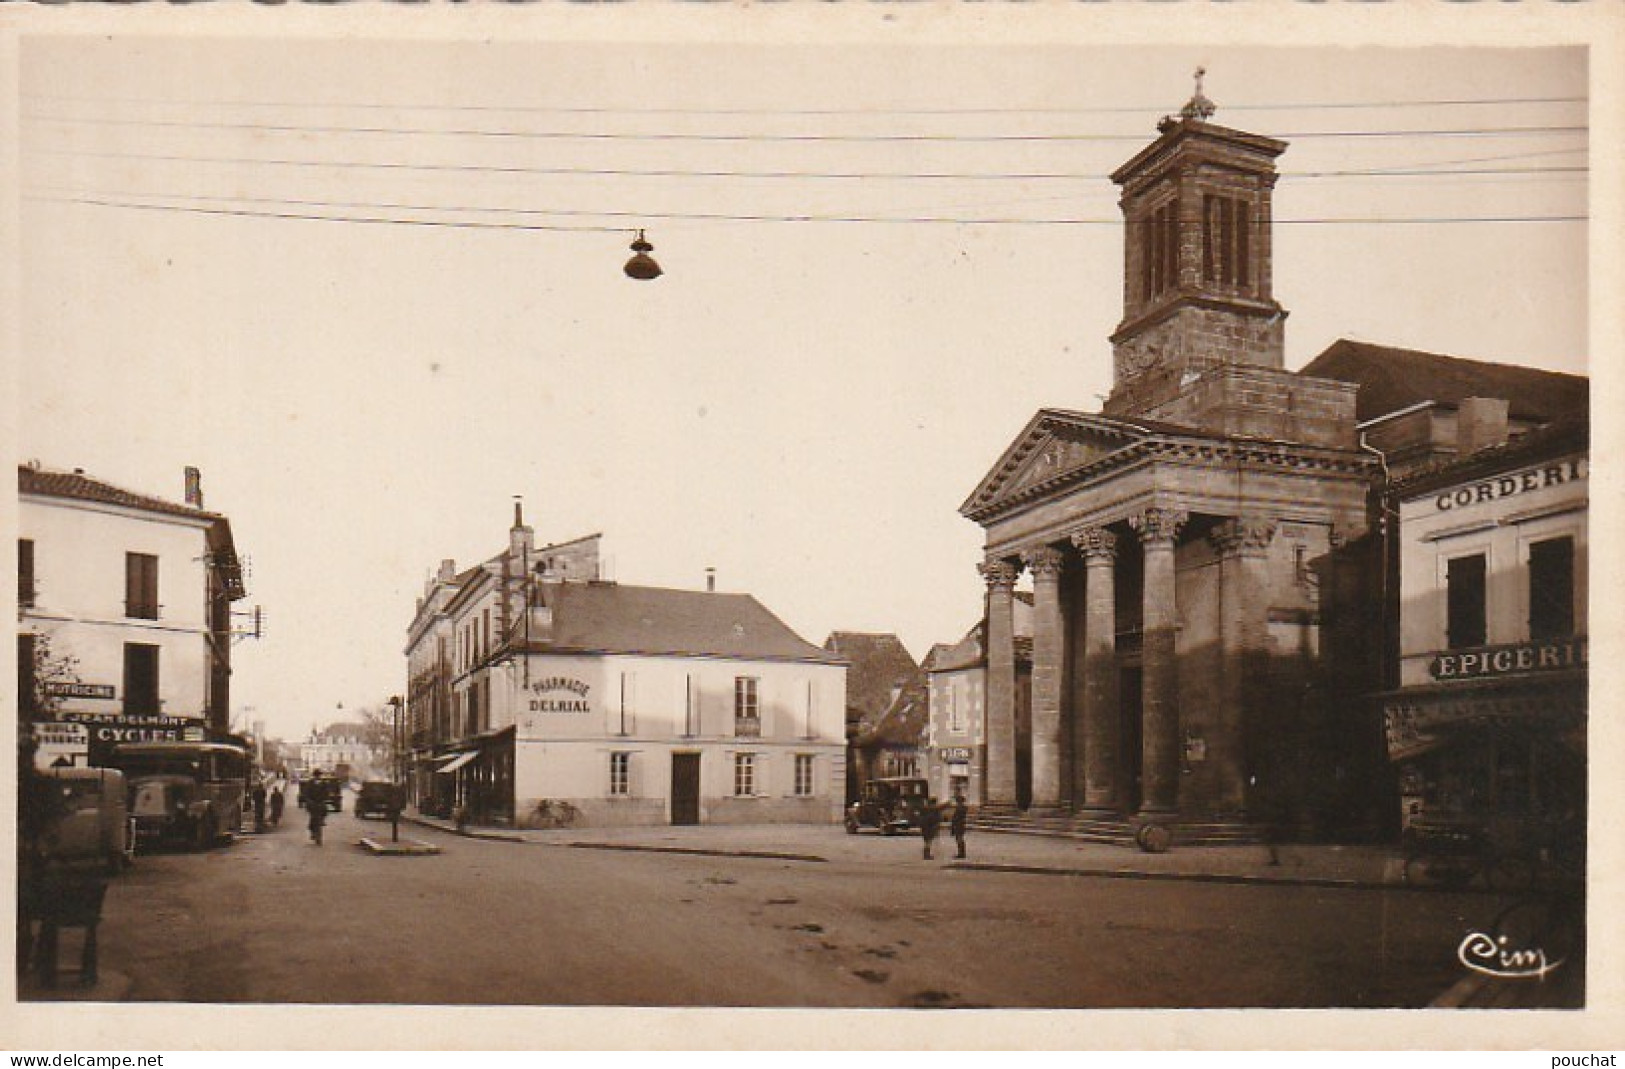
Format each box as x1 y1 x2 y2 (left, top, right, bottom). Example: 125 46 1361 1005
45 682 117 700
32 721 89 769
939 747 973 761
528 676 592 713
1432 457 1584 512
59 712 200 763
1429 637 1585 680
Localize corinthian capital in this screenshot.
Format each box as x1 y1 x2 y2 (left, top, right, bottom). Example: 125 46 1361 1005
1129 506 1189 546
1069 525 1118 563
1210 515 1277 557
1021 545 1065 579
977 558 1020 592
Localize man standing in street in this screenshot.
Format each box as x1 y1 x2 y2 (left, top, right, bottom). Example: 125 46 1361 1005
918 796 943 861
949 793 969 859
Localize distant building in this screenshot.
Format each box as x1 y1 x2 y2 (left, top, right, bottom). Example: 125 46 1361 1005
924 594 1034 806
300 722 381 781
1381 416 1587 836
18 464 246 768
822 631 919 800
405 509 848 828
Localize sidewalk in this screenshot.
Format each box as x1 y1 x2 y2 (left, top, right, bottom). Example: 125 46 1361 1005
405 812 1418 891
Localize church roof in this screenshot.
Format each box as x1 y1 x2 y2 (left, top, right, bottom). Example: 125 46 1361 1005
1300 339 1588 425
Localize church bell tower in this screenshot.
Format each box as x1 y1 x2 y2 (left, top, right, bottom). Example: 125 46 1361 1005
1104 71 1290 420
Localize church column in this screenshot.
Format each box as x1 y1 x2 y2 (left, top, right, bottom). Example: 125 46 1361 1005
1070 525 1120 814
1130 506 1188 818
1210 516 1277 815
1023 545 1066 811
978 557 1022 808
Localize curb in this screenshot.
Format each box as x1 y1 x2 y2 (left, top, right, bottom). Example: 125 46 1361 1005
566 841 828 864
358 837 443 856
402 814 527 843
946 860 1411 893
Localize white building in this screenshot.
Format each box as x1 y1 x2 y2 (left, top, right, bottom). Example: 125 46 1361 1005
405 511 848 828
300 722 383 781
924 595 1033 806
18 464 247 767
1382 411 1588 834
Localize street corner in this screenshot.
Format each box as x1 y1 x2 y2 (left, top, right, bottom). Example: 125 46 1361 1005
359 837 442 856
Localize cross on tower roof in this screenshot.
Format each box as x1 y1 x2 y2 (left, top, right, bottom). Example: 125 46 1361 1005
1180 66 1217 121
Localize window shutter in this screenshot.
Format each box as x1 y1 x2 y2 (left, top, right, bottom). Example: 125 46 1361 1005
625 671 637 735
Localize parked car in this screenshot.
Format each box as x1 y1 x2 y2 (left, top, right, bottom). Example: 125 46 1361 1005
38 767 133 874
298 774 344 814
354 781 404 819
112 741 249 852
846 776 931 835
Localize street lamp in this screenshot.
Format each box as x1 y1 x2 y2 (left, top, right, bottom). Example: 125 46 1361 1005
388 695 404 844
623 229 662 281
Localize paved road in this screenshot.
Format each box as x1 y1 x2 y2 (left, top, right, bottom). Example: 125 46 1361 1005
76 807 1509 1008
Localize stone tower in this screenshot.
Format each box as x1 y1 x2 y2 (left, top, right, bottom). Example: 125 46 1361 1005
1100 74 1348 447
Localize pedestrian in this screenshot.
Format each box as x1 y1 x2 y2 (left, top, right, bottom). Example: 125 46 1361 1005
917 796 943 861
305 780 327 846
268 784 285 828
251 779 268 832
949 793 969 859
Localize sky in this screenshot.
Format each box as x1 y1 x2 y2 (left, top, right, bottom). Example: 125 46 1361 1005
11 24 1597 744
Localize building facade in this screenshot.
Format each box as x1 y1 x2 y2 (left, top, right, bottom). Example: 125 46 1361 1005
18 464 247 768
405 511 848 828
1381 418 1587 838
823 631 920 798
962 96 1380 836
923 596 1034 806
300 722 383 782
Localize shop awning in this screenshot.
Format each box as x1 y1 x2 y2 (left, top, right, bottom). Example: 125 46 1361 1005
434 752 477 774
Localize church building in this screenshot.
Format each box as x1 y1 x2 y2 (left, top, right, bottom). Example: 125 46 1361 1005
961 85 1388 840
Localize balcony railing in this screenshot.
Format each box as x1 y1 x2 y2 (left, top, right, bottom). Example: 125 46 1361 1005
734 716 761 738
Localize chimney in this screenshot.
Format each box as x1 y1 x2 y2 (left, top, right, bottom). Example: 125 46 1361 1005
437 558 457 583
510 497 535 558
1457 396 1510 456
184 466 204 508
705 567 716 593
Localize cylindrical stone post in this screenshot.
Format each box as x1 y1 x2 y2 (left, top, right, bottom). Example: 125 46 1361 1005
1130 506 1187 818
1210 516 1277 816
978 557 1021 808
1023 546 1066 811
1070 525 1120 814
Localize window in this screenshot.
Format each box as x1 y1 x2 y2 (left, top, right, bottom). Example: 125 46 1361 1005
734 676 760 737
1529 536 1576 641
19 634 37 719
794 754 815 797
683 674 697 737
123 642 160 715
126 552 159 619
1446 553 1488 650
609 752 630 796
733 753 755 797
1141 201 1180 302
19 540 34 608
1203 194 1253 288
616 672 636 736
946 687 964 733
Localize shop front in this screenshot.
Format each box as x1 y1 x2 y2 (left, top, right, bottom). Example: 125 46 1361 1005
1384 641 1586 853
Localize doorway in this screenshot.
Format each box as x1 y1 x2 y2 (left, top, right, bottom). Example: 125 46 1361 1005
670 753 701 825
1119 667 1144 812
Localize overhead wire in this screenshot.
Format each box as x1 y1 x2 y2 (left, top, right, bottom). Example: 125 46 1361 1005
25 145 1589 184
20 91 1587 117
22 112 1591 144
23 190 1589 229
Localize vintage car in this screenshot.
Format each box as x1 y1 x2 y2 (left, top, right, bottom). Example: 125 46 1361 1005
37 767 133 875
111 741 248 852
845 776 931 835
354 781 404 819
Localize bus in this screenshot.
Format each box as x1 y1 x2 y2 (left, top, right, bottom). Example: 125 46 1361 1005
110 741 250 851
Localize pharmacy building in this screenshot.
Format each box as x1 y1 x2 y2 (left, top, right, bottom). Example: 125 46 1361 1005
404 512 848 829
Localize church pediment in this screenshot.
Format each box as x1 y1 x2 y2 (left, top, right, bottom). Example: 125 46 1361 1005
960 410 1152 519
